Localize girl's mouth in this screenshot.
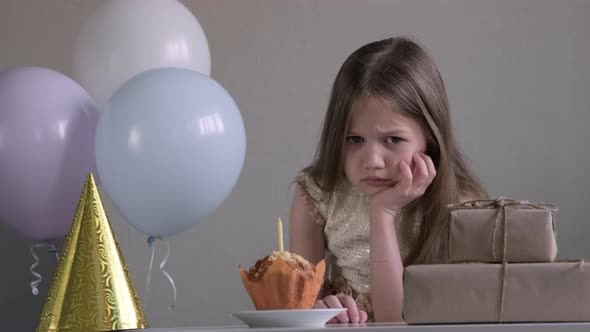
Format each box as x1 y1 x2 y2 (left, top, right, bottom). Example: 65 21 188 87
363 178 392 186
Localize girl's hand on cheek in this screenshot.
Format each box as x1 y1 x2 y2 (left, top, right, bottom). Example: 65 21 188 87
369 152 436 216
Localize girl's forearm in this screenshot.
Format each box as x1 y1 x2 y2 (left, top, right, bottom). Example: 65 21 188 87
369 209 404 322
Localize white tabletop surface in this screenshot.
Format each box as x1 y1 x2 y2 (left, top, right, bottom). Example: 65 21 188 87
143 322 590 332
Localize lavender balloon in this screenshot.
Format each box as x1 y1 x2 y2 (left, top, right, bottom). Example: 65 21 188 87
0 67 99 241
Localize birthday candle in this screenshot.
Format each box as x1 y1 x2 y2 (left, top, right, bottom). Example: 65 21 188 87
278 218 284 252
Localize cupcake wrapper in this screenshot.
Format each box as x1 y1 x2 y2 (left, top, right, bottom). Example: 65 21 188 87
239 258 325 310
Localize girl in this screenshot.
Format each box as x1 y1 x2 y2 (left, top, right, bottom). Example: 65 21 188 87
288 36 487 323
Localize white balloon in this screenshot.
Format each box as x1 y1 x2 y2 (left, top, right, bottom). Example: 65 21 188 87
73 0 211 109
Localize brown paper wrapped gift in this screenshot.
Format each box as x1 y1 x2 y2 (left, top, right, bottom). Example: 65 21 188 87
403 261 590 324
448 198 558 263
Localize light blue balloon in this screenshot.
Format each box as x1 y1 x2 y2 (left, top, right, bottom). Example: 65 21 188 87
95 68 246 237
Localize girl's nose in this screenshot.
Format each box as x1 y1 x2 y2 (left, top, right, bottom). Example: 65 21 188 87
362 145 385 170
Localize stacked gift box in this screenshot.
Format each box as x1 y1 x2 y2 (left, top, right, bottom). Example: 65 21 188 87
402 197 590 324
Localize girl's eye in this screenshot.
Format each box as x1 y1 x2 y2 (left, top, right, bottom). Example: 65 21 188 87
346 136 364 143
386 136 402 144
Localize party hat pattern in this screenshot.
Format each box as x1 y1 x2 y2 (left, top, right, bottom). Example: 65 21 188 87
36 173 148 332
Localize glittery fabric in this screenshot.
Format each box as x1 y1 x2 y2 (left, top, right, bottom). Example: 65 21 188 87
295 172 420 319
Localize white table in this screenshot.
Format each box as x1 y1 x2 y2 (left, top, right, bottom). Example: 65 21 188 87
143 322 590 332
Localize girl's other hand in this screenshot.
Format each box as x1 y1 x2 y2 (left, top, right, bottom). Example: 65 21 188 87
369 152 436 216
314 294 368 324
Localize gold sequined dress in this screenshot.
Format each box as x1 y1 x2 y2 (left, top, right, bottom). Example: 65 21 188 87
295 172 422 320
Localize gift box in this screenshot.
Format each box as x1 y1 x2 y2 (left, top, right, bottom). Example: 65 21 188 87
402 261 590 324
448 198 558 263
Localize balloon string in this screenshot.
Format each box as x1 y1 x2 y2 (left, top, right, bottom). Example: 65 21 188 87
144 236 157 307
160 238 177 310
144 236 177 310
30 242 59 296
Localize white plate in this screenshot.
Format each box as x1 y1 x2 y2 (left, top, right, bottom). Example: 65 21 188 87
230 308 347 328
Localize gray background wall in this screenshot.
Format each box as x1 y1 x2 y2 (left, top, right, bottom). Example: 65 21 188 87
1 0 589 330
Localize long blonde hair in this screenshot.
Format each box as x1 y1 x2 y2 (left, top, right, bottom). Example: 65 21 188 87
305 37 487 264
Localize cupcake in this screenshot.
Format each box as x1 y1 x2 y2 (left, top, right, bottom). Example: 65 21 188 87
239 250 325 310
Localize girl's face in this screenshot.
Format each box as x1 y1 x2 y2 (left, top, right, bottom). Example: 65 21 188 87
343 98 427 196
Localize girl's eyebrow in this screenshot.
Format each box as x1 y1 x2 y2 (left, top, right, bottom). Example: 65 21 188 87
347 127 410 135
380 129 410 135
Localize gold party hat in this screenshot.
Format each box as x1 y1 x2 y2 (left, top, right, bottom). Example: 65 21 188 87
36 173 148 332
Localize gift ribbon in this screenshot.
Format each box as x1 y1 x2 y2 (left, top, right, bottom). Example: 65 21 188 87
448 197 558 322
144 236 177 310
